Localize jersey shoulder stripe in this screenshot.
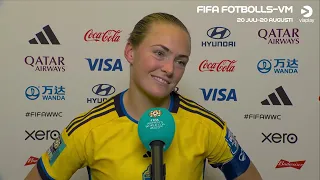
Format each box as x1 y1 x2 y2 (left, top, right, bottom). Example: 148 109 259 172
178 95 224 129
66 97 115 131
66 97 116 136
178 94 225 124
67 105 116 136
65 97 113 130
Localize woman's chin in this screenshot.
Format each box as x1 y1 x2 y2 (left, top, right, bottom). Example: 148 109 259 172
146 87 171 99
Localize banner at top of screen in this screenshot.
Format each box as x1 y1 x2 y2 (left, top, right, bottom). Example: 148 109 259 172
197 6 293 14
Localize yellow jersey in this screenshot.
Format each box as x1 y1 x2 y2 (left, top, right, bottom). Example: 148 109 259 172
37 90 250 180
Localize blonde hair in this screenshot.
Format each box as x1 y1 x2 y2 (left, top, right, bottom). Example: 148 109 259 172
128 12 191 49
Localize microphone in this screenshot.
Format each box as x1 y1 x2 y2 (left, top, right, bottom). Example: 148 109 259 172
138 108 176 180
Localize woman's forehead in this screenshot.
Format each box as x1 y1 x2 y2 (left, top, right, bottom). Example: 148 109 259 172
142 23 191 54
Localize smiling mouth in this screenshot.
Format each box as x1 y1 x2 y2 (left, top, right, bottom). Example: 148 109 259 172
151 75 170 85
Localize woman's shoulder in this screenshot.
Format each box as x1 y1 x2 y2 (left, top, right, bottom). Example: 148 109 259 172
64 93 122 137
174 92 226 130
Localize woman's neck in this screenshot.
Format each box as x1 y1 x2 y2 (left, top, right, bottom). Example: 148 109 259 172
123 85 171 121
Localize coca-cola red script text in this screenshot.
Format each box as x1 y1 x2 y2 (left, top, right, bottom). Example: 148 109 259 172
24 156 39 166
199 60 236 72
275 159 306 170
84 29 121 42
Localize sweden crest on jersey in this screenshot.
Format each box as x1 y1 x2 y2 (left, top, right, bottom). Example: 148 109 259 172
142 165 151 180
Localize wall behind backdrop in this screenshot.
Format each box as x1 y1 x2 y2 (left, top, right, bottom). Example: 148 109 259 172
0 0 319 180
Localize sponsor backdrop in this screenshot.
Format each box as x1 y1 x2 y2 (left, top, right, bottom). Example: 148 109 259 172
0 1 319 180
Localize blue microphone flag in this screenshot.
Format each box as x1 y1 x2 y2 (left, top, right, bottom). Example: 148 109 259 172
138 107 175 152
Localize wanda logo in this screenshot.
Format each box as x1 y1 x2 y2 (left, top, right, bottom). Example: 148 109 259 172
84 29 121 42
25 156 39 166
275 159 306 170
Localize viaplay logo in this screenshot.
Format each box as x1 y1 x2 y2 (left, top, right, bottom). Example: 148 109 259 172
300 5 314 23
258 28 299 44
202 27 236 47
257 58 298 74
25 85 66 101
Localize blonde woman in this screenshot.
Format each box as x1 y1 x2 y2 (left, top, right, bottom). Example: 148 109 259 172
25 12 262 180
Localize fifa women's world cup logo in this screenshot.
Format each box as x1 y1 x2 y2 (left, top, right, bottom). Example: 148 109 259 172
149 110 162 118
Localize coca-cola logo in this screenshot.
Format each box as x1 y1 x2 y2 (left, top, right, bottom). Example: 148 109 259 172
84 29 121 42
24 156 39 166
275 159 306 170
199 60 236 72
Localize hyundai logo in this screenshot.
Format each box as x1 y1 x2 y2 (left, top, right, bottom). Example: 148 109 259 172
92 84 116 96
207 27 231 39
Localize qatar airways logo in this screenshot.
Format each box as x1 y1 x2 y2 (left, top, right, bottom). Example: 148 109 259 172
258 28 299 45
199 60 236 72
25 56 65 72
84 29 121 42
197 6 293 14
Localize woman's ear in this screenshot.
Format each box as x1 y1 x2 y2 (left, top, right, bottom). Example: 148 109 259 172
124 42 134 64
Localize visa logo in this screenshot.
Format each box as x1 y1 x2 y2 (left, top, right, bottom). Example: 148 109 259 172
200 88 237 101
85 58 123 71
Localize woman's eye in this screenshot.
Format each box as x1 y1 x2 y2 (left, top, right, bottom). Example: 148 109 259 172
176 60 187 66
154 50 165 57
